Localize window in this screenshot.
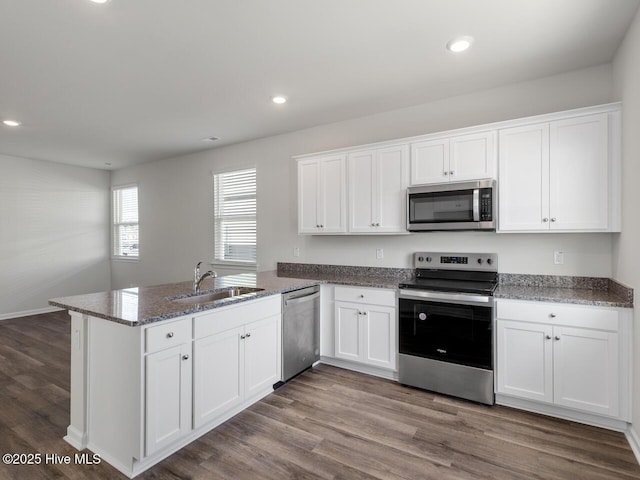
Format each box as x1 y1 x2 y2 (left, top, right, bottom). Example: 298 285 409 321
213 168 256 264
112 185 139 258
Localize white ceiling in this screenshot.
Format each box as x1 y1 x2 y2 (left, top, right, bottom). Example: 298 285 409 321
1 0 638 170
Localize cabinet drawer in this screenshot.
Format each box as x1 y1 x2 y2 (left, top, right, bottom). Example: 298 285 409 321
146 318 192 353
334 286 395 307
497 299 619 331
194 295 281 339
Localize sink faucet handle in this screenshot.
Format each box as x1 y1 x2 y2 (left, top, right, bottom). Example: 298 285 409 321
195 261 203 281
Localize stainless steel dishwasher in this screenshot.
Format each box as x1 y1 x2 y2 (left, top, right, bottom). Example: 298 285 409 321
281 285 320 382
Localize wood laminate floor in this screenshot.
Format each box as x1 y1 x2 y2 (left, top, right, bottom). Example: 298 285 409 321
0 310 639 479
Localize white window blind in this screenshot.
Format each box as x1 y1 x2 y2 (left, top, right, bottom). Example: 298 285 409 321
112 185 139 258
213 168 256 263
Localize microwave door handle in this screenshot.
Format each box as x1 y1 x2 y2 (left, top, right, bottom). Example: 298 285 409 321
473 189 480 221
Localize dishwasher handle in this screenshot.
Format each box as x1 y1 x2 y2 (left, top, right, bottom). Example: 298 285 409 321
284 291 320 307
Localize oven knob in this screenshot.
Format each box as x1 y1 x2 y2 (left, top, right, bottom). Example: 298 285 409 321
477 258 484 265
486 258 493 265
426 256 432 263
418 256 424 262
418 313 427 321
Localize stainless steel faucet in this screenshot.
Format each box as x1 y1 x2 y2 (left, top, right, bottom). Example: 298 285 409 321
194 262 217 292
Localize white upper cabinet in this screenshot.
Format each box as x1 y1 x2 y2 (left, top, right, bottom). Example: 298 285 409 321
410 131 496 185
348 145 409 233
298 154 347 234
499 106 621 233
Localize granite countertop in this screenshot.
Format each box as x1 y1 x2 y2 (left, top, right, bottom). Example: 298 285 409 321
49 271 321 326
49 264 634 326
494 274 633 308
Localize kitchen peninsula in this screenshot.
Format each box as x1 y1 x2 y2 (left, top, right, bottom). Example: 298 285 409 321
49 272 320 478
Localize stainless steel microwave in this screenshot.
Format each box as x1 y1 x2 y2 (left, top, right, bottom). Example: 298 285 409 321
407 179 496 231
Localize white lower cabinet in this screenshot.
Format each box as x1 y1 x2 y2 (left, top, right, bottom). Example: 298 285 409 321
334 286 396 371
496 299 630 423
145 342 192 456
193 326 243 428
73 295 282 478
193 314 281 429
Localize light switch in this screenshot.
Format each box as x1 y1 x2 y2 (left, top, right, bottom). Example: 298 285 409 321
376 248 383 260
293 247 300 257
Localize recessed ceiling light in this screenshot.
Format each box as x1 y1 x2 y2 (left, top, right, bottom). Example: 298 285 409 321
2 119 21 127
202 136 220 142
272 96 287 104
90 0 111 4
447 36 474 53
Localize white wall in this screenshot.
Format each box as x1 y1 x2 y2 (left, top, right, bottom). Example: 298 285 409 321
612 4 640 443
111 64 615 289
0 154 111 317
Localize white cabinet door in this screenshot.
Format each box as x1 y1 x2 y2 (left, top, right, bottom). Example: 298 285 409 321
410 138 449 185
363 305 396 370
335 297 397 370
499 113 612 233
348 150 376 232
145 343 192 456
348 145 409 233
244 315 281 400
298 160 321 234
193 326 243 429
320 155 347 233
449 131 496 182
496 320 553 403
298 155 346 234
553 326 619 417
377 145 409 233
498 123 550 231
335 303 361 362
549 114 609 231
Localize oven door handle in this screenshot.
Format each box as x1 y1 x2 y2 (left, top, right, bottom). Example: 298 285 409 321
399 289 493 306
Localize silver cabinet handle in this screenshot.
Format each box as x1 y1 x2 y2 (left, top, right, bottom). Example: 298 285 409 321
240 334 246 340
166 332 174 338
182 354 189 360
542 218 549 223
359 294 364 298
550 313 556 318
545 335 552 340
551 218 557 222
443 171 449 176
246 332 251 338
362 311 368 315
449 170 454 175
555 336 560 341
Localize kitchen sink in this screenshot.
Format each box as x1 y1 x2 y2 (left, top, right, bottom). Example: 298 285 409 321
171 287 264 305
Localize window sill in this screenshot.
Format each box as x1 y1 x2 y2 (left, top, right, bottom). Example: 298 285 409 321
210 260 257 272
112 256 140 263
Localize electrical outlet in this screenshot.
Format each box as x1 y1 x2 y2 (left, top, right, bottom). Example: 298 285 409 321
293 247 300 257
376 248 384 260
554 251 564 265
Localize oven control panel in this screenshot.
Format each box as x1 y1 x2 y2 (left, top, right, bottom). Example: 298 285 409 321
414 252 497 272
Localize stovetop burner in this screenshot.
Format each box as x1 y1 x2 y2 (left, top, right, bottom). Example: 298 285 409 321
400 252 498 295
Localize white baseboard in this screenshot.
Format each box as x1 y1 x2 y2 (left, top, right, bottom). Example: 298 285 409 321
0 306 63 321
320 356 398 381
626 426 640 466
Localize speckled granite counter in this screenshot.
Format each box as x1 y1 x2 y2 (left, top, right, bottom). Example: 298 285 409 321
50 265 634 326
279 263 634 308
277 262 413 289
49 271 321 326
495 274 633 308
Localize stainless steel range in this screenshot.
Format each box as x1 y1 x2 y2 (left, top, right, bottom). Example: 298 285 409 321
398 252 498 405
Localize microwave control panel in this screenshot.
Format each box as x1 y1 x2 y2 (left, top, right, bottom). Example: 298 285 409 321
480 188 492 221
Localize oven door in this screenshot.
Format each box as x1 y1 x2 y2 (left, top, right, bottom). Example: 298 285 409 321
398 290 493 370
